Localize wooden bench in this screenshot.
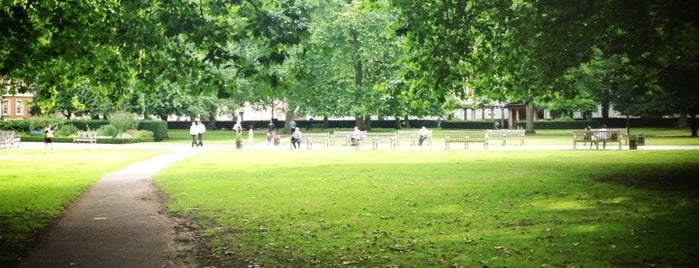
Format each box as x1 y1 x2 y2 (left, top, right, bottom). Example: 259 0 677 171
73 131 97 144
444 131 488 149
396 130 432 146
486 129 525 146
302 133 331 149
331 130 366 148
0 130 20 149
572 130 596 149
366 132 397 149
573 129 625 150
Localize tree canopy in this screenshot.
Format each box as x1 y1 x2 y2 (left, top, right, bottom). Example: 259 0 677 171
2 0 698 134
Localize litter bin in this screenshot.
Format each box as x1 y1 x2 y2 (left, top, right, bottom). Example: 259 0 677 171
637 133 645 146
628 135 638 150
273 135 280 146
236 138 243 149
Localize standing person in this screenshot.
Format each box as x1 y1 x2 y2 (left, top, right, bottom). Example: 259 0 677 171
290 127 302 149
248 128 254 144
190 121 199 147
418 126 431 146
195 119 206 147
350 126 361 146
44 124 54 153
189 120 199 148
289 120 297 134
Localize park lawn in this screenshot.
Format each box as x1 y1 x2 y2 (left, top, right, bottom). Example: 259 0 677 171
0 149 164 266
154 149 699 267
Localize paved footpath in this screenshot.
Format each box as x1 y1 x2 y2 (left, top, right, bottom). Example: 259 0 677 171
17 147 205 268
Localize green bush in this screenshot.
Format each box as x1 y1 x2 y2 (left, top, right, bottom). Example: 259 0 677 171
108 111 138 133
98 124 119 137
68 119 109 131
55 124 79 137
128 130 154 139
0 119 31 132
27 116 66 132
138 120 168 141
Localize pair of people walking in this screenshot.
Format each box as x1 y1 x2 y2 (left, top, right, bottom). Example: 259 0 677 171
190 119 206 147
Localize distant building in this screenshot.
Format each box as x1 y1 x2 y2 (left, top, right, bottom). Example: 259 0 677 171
1 79 33 120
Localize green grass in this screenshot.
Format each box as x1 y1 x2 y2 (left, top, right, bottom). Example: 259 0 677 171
2 127 698 267
154 149 699 267
0 149 164 266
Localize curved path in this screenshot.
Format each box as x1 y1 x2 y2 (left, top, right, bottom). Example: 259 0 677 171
18 148 204 268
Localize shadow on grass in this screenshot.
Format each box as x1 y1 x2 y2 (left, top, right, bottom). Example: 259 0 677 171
592 164 699 195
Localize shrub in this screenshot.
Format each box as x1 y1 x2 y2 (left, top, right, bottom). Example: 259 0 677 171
55 124 79 137
138 120 168 141
68 119 109 131
98 124 119 137
128 130 154 139
108 111 138 133
28 116 65 132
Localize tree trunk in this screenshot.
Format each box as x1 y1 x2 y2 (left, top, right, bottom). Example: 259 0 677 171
525 102 536 133
206 110 217 130
364 116 372 131
601 99 610 125
691 114 697 137
394 117 401 129
678 113 688 129
355 117 365 130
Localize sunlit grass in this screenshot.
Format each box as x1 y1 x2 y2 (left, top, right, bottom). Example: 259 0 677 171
154 149 699 267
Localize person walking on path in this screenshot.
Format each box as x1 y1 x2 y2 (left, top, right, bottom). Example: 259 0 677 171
189 121 199 148
44 124 54 153
195 119 206 147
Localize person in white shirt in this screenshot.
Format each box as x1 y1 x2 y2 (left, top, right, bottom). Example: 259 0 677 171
189 121 199 148
350 126 361 146
418 126 430 146
195 120 206 147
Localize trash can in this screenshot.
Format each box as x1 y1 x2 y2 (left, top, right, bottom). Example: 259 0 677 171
628 135 638 150
637 133 645 146
273 135 280 146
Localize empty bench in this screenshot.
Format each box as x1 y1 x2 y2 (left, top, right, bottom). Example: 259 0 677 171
73 131 97 144
302 133 331 149
486 129 525 146
366 132 397 149
0 130 20 149
444 131 488 149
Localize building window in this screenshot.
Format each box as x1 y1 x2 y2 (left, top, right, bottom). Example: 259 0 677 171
15 100 23 115
1 100 8 115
